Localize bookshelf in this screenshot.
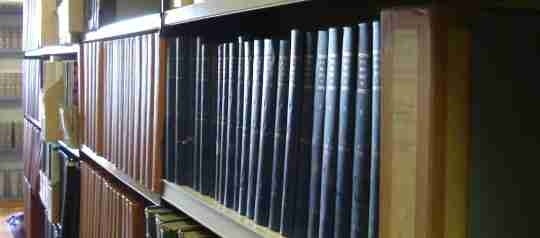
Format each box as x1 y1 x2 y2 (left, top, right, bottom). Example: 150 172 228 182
0 48 22 57
23 44 79 58
83 13 161 42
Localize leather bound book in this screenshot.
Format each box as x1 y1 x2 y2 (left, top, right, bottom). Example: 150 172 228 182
350 22 372 238
234 36 245 211
334 26 358 238
166 37 178 181
319 27 342 238
246 39 263 220
214 44 223 200
238 40 253 216
220 43 229 205
307 30 328 238
201 43 216 196
225 42 238 208
268 39 290 231
254 39 279 226
193 37 202 191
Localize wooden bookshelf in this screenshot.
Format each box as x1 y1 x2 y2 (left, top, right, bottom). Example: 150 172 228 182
80 145 162 205
162 181 283 238
24 44 79 58
83 13 161 42
164 0 308 26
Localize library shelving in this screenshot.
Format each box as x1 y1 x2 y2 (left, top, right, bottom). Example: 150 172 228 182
23 44 79 58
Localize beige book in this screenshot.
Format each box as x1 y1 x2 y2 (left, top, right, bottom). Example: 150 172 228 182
57 0 84 44
37 0 59 46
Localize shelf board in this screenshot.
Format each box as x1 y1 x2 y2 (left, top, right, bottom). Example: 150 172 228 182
0 48 23 57
24 115 41 130
24 44 79 58
162 181 283 238
83 13 161 42
80 145 161 205
164 0 308 27
57 140 79 158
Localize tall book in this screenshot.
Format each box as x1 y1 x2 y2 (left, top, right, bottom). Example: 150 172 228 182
234 37 245 211
334 26 357 238
319 27 341 238
193 37 202 191
166 38 178 181
307 30 329 238
254 39 279 226
368 21 380 238
238 40 253 215
225 42 238 208
350 22 372 238
201 42 215 196
268 39 290 231
214 44 223 200
175 37 186 185
379 7 470 238
246 39 264 219
220 43 229 204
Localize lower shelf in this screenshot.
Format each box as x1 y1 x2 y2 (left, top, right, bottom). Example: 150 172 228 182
162 180 283 238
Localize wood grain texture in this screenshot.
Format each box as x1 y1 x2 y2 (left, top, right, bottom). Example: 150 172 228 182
380 6 470 238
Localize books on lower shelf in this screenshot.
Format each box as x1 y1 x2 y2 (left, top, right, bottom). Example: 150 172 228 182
0 72 22 98
0 168 23 200
0 121 22 152
0 26 22 49
164 21 380 237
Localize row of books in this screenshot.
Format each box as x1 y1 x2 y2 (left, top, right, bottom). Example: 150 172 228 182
22 59 41 121
0 121 22 151
0 72 22 98
82 33 164 193
0 169 23 199
165 22 380 237
145 206 217 238
80 160 145 238
0 27 22 49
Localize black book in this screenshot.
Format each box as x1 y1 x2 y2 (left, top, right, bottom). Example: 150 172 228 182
234 37 245 211
166 37 178 181
238 40 253 216
319 27 342 238
176 37 194 186
246 39 264 219
225 42 238 208
307 30 329 238
351 22 372 238
193 37 202 191
255 39 279 226
279 30 306 236
334 26 358 238
368 21 380 238
215 44 223 200
221 43 230 204
201 43 216 196
175 37 185 185
268 39 290 231
292 31 316 238
60 153 80 238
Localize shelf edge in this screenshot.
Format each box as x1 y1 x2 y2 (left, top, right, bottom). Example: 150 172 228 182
83 13 161 42
80 145 161 205
24 44 79 58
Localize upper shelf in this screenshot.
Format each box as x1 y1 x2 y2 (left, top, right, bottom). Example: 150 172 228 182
0 48 23 58
83 13 161 42
164 0 309 26
24 44 79 58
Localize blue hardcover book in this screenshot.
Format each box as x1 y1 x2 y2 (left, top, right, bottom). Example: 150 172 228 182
351 22 372 238
214 44 223 200
220 43 230 205
319 27 341 238
307 30 329 238
268 39 290 231
166 37 178 181
234 37 245 211
334 26 357 238
368 21 380 238
238 40 253 215
225 42 238 208
255 39 279 226
247 39 264 219
292 31 316 238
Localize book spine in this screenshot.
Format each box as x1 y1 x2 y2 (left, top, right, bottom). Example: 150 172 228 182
255 39 279 226
292 31 316 238
319 27 341 238
234 37 245 211
368 21 380 238
215 44 223 199
184 37 196 186
268 39 290 231
200 42 212 196
225 42 237 208
238 40 253 215
307 30 329 238
351 22 372 238
221 43 229 205
334 26 357 238
175 37 186 185
247 39 263 219
193 37 202 191
166 38 178 181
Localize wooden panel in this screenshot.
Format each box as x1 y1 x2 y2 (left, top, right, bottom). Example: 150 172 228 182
380 6 470 238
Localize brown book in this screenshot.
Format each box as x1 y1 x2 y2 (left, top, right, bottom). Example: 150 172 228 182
380 6 470 238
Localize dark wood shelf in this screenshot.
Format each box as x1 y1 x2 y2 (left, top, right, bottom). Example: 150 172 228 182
24 115 41 131
83 13 161 42
164 0 308 27
80 145 161 205
162 181 283 238
24 44 79 58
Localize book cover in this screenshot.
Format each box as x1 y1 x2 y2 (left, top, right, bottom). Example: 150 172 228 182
225 42 237 208
238 40 253 215
234 36 245 211
368 21 380 238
